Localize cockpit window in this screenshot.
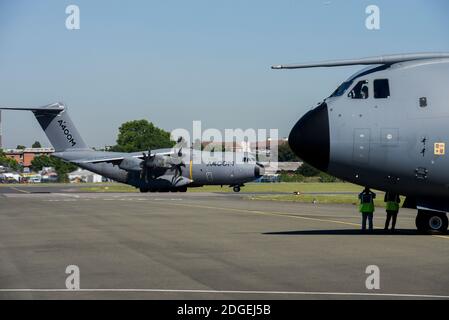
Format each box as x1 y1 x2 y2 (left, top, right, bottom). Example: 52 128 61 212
348 80 369 99
374 79 390 99
329 80 353 97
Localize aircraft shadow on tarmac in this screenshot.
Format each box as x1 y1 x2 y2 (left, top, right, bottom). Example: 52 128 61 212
263 229 444 236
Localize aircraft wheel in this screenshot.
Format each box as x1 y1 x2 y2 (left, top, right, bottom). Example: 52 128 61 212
139 187 150 193
416 210 448 233
233 185 241 193
179 186 187 192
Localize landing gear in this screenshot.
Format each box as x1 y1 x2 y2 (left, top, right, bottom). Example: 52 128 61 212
139 187 150 193
233 185 241 193
416 210 448 233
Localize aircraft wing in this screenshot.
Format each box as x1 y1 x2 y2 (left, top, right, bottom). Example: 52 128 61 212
63 149 174 165
271 52 449 69
72 155 140 165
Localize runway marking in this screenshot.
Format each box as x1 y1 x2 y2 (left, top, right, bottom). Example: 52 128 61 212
432 235 449 240
9 187 30 194
147 201 365 228
0 288 448 299
147 201 449 240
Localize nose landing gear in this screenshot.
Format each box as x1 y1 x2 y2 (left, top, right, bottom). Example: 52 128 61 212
416 210 448 233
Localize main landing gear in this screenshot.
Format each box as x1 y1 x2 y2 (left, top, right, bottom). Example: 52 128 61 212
232 185 241 193
415 210 449 233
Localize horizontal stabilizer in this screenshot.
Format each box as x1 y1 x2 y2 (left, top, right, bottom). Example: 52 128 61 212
271 52 449 70
0 102 65 113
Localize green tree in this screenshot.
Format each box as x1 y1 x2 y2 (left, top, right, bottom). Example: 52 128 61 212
31 155 77 182
32 141 42 148
110 119 175 152
297 162 321 177
279 171 305 182
277 143 299 162
319 172 338 183
0 149 21 171
16 145 26 150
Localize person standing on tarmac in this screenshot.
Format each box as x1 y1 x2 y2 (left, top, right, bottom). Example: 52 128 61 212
359 187 376 232
384 192 401 232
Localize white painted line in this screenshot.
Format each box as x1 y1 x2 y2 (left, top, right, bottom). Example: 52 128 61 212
0 288 448 299
10 187 30 194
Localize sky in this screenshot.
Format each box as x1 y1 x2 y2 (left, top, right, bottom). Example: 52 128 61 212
0 0 448 148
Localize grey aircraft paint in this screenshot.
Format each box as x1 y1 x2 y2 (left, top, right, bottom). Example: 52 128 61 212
0 103 264 192
273 52 449 233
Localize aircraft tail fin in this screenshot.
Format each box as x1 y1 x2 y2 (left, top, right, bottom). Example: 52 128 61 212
0 102 89 152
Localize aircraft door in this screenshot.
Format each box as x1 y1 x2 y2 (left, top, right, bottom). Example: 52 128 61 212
353 128 371 164
206 171 213 182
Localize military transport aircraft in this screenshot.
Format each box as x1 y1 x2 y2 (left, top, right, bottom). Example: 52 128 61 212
273 52 449 233
0 103 264 192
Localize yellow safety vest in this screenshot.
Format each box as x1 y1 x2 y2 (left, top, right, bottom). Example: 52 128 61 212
386 201 399 212
359 202 375 213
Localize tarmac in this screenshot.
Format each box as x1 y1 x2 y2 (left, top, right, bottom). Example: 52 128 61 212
1 184 449 299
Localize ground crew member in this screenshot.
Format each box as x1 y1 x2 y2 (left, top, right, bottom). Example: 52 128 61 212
359 187 376 232
384 192 401 232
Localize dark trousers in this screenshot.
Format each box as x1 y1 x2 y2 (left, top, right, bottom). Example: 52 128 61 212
385 210 398 230
362 212 373 230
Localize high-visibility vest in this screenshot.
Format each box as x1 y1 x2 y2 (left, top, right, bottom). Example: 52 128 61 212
359 193 375 213
359 202 375 213
386 201 399 212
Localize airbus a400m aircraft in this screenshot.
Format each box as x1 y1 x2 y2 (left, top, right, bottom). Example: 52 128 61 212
273 52 449 233
0 103 264 192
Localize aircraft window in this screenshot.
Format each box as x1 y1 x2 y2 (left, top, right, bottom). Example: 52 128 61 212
348 80 369 99
330 80 353 97
374 79 390 99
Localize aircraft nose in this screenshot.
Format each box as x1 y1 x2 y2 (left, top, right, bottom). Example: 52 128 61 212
254 163 265 178
288 102 330 172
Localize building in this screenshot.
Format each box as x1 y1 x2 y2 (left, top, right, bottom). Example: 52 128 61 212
250 138 288 154
258 161 301 175
68 168 105 183
4 148 55 167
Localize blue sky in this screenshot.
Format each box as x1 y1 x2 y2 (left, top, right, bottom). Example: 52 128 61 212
0 0 448 148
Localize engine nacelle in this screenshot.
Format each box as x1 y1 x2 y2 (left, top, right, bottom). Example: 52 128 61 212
118 157 142 172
